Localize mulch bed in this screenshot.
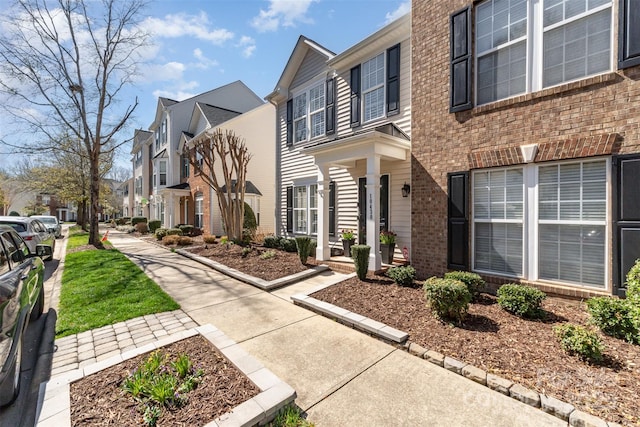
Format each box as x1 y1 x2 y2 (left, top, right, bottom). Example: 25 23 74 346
70 335 260 426
184 242 318 282
311 275 640 426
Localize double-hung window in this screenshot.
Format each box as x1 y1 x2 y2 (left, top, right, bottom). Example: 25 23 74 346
293 184 318 234
472 159 608 288
159 160 167 186
362 53 386 122
195 193 203 229
293 82 325 143
475 0 612 105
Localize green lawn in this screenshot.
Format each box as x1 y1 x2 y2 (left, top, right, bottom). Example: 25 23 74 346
56 235 180 338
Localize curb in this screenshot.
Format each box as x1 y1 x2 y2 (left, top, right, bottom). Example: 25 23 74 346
35 325 296 427
293 289 620 427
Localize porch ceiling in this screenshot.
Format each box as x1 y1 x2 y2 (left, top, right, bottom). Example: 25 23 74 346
301 128 410 168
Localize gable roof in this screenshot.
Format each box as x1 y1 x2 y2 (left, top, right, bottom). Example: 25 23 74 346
220 180 263 196
265 36 335 103
197 103 242 127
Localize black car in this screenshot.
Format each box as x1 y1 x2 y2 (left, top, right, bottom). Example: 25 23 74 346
0 225 45 407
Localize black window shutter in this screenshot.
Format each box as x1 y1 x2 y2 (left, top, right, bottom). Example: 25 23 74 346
619 0 640 69
326 78 336 135
447 172 469 269
350 65 361 127
386 44 401 116
286 186 293 233
450 7 473 113
286 99 293 146
329 181 336 237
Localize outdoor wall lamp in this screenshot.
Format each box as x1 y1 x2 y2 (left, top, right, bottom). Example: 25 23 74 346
401 183 411 198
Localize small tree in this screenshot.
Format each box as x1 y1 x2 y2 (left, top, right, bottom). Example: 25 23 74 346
188 129 252 241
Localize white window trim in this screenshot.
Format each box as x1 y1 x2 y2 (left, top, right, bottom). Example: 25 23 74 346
159 160 167 187
475 0 614 106
195 193 204 229
361 52 387 124
471 157 610 290
292 79 326 144
293 183 318 235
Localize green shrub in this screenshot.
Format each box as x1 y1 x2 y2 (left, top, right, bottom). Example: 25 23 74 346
423 277 471 323
626 259 640 329
178 224 194 236
148 220 162 233
135 222 149 234
155 228 168 241
243 202 257 239
386 266 416 286
260 250 276 260
497 284 546 319
280 238 297 253
9 211 20 216
444 271 485 297
203 235 217 244
131 216 147 226
295 236 312 264
554 323 604 363
351 245 370 280
309 239 317 258
241 247 252 258
586 297 638 344
166 228 183 236
264 235 280 249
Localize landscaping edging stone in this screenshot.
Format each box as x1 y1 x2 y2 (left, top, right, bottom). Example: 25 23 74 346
36 325 296 427
293 288 619 427
177 248 329 291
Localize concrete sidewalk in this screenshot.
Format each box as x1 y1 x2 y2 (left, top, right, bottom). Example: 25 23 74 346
103 231 564 427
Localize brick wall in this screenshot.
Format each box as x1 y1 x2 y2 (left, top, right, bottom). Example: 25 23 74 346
411 0 640 293
187 173 211 235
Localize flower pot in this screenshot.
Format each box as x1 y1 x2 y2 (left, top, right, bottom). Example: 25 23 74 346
380 243 396 264
342 239 355 257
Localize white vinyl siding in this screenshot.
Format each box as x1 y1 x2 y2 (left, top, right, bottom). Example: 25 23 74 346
472 159 608 288
475 0 612 105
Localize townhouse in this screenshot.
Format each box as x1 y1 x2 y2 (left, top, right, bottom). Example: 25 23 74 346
412 0 640 297
267 13 411 271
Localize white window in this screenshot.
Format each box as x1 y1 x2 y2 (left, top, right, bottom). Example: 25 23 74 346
293 184 318 234
159 161 167 186
472 159 608 288
292 82 325 143
362 53 385 122
195 193 203 229
161 119 167 144
475 0 612 105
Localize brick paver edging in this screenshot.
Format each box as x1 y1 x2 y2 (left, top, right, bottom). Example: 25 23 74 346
291 294 620 427
177 248 330 290
36 325 296 427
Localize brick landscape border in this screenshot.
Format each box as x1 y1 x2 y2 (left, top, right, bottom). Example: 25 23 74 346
36 325 296 427
292 291 622 427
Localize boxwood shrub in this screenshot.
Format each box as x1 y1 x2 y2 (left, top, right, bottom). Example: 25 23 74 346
148 220 162 233
131 216 147 226
387 266 416 286
166 228 183 236
497 284 546 319
280 238 297 253
586 297 638 344
178 224 194 236
263 235 280 249
554 323 604 363
444 271 485 297
155 228 168 241
423 277 471 323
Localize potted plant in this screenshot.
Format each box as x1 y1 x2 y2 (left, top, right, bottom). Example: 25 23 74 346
340 229 356 257
379 230 397 264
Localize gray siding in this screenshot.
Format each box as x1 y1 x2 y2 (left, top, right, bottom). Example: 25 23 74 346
290 50 331 90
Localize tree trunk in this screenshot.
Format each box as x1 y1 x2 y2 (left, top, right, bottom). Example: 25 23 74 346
88 154 101 246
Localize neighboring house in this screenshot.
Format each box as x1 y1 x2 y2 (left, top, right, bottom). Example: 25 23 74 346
181 102 276 236
411 1 640 297
266 13 411 271
120 178 132 217
130 81 267 232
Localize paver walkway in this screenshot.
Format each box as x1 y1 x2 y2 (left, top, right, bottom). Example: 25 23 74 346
100 231 565 427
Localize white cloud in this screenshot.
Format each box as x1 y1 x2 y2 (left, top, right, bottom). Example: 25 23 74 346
152 79 199 102
385 1 411 24
251 0 317 33
135 61 186 83
237 36 256 58
192 48 219 69
141 12 234 45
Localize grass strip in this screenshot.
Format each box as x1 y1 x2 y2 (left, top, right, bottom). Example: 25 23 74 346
56 244 179 338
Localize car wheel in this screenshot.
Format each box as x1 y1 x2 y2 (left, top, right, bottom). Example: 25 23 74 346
0 334 22 407
30 286 44 322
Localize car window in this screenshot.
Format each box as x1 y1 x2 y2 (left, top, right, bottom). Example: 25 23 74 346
0 221 26 233
0 234 9 274
1 232 23 265
32 220 45 233
39 217 56 225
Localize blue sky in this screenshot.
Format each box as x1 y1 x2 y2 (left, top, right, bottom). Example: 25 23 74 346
0 0 410 172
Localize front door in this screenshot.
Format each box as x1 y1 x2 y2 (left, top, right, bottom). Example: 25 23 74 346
358 175 389 244
614 155 640 296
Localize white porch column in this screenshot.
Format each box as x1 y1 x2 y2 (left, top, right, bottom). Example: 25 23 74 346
366 155 382 271
316 163 331 261
167 195 173 228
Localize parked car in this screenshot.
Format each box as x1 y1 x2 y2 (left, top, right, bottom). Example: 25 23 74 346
30 215 62 238
0 217 55 261
0 225 45 406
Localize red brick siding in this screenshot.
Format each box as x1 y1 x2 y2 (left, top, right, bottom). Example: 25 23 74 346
411 0 640 292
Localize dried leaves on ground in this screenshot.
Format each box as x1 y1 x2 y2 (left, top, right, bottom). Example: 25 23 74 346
70 335 260 426
311 275 640 426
